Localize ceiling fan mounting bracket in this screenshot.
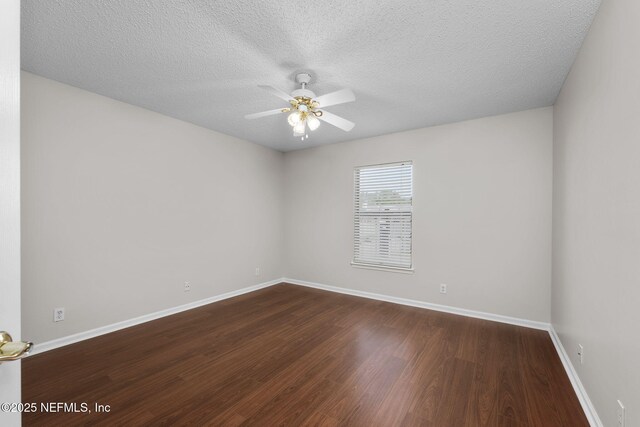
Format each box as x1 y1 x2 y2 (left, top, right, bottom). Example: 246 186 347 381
295 73 312 85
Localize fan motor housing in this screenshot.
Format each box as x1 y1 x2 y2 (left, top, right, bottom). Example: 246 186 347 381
291 88 316 99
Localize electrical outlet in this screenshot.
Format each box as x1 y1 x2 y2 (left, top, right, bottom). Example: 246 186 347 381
53 307 65 322
255 267 260 276
617 400 625 427
577 344 584 365
440 284 447 294
184 281 191 292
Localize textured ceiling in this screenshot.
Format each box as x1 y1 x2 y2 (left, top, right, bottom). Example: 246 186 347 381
22 0 600 151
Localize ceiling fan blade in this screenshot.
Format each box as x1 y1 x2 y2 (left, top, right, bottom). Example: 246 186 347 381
258 85 293 102
314 88 356 108
318 110 355 132
244 108 288 120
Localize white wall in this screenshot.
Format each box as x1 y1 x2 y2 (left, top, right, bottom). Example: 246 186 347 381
552 0 640 424
21 72 285 344
284 107 553 322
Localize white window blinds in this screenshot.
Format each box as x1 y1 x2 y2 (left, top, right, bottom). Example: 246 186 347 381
353 162 413 270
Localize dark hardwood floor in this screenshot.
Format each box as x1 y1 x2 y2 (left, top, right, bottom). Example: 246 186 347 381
23 283 588 426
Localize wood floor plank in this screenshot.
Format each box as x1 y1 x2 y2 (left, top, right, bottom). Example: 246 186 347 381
22 283 588 426
465 321 500 427
495 323 533 425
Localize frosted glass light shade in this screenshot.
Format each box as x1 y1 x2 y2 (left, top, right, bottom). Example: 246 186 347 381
287 111 302 126
293 121 306 136
307 115 320 131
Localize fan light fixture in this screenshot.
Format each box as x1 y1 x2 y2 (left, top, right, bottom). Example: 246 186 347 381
285 96 322 137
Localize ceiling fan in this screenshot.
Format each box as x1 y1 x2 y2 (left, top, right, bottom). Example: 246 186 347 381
245 73 355 139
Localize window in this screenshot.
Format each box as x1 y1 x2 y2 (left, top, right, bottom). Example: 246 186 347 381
352 161 413 271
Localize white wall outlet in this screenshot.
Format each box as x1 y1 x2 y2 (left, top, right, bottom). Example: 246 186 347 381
617 400 625 427
255 267 260 276
184 281 191 292
53 307 65 322
440 284 447 294
577 344 584 364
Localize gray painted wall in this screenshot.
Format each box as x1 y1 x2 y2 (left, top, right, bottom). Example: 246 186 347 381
283 107 553 323
21 72 285 344
552 0 640 425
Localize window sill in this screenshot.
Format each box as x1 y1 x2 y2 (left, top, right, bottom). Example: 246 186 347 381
350 262 415 274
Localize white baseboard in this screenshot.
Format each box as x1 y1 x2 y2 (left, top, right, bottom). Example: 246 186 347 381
31 278 282 355
283 277 550 330
33 277 549 355
549 326 603 427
